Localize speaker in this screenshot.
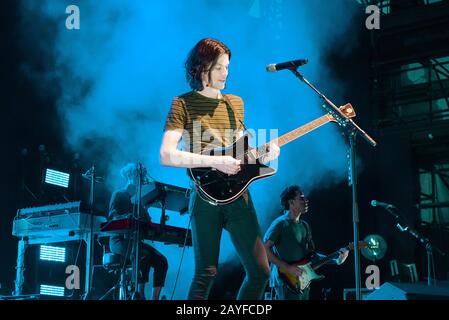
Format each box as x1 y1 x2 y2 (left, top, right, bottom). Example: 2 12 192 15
365 282 449 300
343 288 374 300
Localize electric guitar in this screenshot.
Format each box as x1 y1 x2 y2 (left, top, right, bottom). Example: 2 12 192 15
189 104 356 205
278 241 368 294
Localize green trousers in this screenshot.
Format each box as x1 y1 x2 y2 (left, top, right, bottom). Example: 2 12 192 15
187 188 270 300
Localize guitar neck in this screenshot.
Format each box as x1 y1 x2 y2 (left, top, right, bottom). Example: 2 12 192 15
256 114 331 159
311 245 350 270
312 253 339 270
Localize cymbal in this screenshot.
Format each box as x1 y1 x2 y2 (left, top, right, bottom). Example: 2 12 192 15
361 234 387 261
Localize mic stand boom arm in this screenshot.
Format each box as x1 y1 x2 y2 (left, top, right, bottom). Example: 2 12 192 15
290 69 377 146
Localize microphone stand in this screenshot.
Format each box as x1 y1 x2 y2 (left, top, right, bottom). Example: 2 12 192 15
131 162 144 300
289 69 377 300
82 165 100 300
382 206 446 286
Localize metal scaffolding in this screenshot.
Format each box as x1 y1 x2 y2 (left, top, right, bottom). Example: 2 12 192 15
366 0 449 276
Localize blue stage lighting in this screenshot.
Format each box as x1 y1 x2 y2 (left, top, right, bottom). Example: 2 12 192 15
39 245 66 263
39 284 65 297
44 169 70 188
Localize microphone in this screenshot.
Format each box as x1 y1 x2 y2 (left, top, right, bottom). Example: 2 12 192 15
266 59 308 72
139 166 153 185
82 167 103 182
371 200 396 210
142 173 154 185
81 168 93 180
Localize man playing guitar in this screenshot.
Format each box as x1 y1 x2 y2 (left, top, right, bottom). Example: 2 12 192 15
264 185 349 300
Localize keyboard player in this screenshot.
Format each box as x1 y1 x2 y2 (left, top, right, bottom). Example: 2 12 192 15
108 163 168 300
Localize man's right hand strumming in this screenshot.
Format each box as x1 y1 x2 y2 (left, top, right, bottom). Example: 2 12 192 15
213 156 241 175
285 264 303 278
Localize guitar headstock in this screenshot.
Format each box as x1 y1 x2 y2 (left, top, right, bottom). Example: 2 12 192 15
327 103 356 122
347 241 369 251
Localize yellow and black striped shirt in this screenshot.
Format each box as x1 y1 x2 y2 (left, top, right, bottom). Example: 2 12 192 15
164 91 244 153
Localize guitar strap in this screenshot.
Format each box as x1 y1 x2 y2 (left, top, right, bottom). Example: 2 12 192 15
302 220 314 252
222 94 243 133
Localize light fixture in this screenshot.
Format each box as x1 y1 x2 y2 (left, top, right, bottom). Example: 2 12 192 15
45 169 70 188
39 284 65 297
39 245 66 263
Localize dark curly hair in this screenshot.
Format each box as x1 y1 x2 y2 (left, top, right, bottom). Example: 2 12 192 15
280 185 303 210
185 38 231 91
